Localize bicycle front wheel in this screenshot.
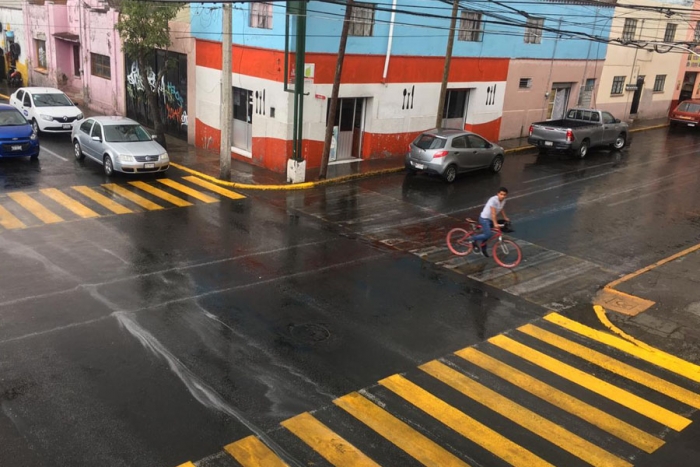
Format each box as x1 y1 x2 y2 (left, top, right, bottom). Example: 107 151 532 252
492 239 522 268
446 228 474 256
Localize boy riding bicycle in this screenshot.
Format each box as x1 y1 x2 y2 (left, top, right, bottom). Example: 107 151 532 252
470 187 510 257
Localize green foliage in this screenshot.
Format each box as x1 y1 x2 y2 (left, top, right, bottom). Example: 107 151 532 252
116 0 183 62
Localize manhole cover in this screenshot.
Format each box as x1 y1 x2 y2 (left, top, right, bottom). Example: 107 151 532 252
289 323 330 343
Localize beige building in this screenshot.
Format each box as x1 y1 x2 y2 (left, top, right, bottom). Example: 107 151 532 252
596 0 692 121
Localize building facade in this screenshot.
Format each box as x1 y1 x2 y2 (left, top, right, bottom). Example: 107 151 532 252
0 1 29 86
671 0 700 111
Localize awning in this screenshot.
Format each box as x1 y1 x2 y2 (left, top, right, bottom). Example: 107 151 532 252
53 32 80 43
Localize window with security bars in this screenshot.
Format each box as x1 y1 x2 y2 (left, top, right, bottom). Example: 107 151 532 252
695 21 700 43
653 74 666 92
519 78 532 88
622 19 637 41
35 39 47 69
524 17 544 44
664 23 677 43
458 10 483 42
577 78 595 106
250 2 272 29
349 3 375 37
611 76 625 95
91 53 111 79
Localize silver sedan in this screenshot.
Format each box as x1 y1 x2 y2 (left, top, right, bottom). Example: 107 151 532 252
71 116 169 176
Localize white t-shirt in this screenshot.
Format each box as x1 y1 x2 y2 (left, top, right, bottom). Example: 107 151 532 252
480 195 506 219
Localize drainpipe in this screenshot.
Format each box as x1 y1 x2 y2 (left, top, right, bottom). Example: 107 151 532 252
381 0 397 82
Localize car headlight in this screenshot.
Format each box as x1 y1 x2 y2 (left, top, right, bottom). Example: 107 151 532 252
77 113 84 120
159 152 169 161
30 132 38 141
40 114 54 121
119 154 134 162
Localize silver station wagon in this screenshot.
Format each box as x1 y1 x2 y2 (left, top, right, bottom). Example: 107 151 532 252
405 129 505 183
72 116 169 176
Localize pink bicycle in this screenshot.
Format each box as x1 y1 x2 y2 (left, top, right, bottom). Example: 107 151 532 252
446 218 522 268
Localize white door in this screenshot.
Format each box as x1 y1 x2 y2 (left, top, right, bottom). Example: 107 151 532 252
331 98 364 161
442 89 469 129
232 87 252 152
547 85 571 120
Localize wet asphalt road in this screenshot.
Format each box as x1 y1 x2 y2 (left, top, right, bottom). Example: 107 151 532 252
1 127 700 466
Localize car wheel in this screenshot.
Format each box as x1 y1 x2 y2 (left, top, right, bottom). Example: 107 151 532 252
31 119 40 135
443 164 457 183
538 147 549 155
103 155 114 176
577 139 589 159
73 140 85 160
404 163 417 175
30 153 39 161
612 133 626 149
490 155 504 173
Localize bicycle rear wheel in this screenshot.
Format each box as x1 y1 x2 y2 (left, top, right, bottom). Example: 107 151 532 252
446 228 475 256
492 238 522 268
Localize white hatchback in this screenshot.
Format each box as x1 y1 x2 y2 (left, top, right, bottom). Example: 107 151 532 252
9 87 83 135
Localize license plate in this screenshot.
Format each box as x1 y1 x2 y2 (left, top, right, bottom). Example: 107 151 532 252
62 123 72 129
544 141 553 147
413 162 425 170
144 163 155 169
10 145 22 151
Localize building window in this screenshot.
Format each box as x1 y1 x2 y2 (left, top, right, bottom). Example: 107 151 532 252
519 78 532 88
90 53 111 79
664 23 677 43
622 19 637 41
73 45 80 76
458 10 483 42
35 39 47 69
695 21 700 43
250 2 272 29
349 2 375 37
653 74 666 92
611 76 625 95
524 17 544 44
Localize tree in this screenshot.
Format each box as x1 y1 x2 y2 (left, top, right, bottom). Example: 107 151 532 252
116 0 183 149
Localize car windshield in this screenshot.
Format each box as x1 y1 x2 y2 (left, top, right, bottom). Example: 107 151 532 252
414 134 446 150
677 102 700 113
103 124 152 143
33 93 74 107
0 109 28 126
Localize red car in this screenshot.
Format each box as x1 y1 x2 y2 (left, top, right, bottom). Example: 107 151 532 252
670 99 700 128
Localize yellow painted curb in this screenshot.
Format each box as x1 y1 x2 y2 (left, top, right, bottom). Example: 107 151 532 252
629 124 669 133
593 305 654 351
0 93 9 99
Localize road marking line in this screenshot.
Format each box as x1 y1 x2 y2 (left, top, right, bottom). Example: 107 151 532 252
183 176 246 199
0 204 26 229
455 347 663 453
224 435 288 467
103 184 164 210
40 146 68 161
380 374 553 467
128 181 193 207
281 412 380 467
40 188 99 219
72 186 133 214
175 463 196 467
593 288 655 316
335 392 471 467
156 178 218 203
519 324 700 410
546 312 700 384
607 243 700 289
7 192 63 224
419 360 631 467
489 334 691 431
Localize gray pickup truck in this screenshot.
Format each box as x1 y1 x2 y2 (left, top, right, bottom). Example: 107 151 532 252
528 109 629 158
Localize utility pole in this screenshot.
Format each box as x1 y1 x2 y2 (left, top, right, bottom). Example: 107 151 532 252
319 0 354 180
219 2 232 180
435 0 459 129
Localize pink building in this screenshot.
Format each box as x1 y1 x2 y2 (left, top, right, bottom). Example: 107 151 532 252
671 1 700 112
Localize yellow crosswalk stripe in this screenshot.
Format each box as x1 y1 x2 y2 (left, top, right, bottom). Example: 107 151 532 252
281 412 380 467
129 181 193 207
489 334 691 431
40 188 99 219
72 186 133 214
156 179 218 203
545 312 700 385
183 176 246 199
0 204 26 229
420 360 632 467
8 192 63 224
380 374 554 467
224 435 288 467
103 184 164 210
335 392 471 467
456 347 664 453
176 463 196 467
520 324 700 410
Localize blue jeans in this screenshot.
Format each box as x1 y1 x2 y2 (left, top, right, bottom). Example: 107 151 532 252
470 217 493 245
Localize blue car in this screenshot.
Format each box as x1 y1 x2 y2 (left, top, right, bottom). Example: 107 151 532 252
0 104 40 160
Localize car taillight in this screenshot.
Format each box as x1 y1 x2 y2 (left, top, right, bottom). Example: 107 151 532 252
433 150 448 159
408 144 412 152
566 129 574 142
528 125 534 136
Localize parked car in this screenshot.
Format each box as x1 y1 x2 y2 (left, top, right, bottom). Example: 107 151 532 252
72 116 169 176
528 108 629 158
0 104 40 160
405 129 505 183
669 99 700 128
9 87 83 135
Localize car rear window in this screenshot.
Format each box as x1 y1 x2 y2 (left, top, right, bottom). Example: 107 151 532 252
677 102 700 113
414 134 446 150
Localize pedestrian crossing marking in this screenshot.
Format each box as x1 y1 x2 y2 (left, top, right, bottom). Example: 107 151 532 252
157 179 218 203
419 360 633 467
455 347 664 453
335 391 471 467
183 176 246 200
545 312 700 384
103 184 164 211
0 204 25 229
40 188 99 219
7 192 64 224
128 181 193 207
175 463 196 467
224 435 288 467
379 374 554 467
519 323 700 410
489 334 692 431
72 186 133 214
281 412 380 467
